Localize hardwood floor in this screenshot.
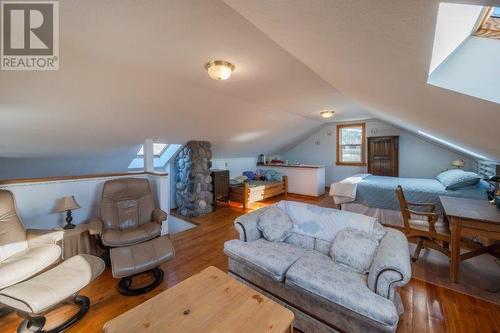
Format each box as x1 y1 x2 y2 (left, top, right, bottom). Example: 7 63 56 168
1 194 499 333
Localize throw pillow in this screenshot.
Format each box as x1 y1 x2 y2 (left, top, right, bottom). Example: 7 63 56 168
257 206 293 242
330 228 379 274
436 169 480 190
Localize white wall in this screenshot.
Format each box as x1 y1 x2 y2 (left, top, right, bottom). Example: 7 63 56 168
281 119 470 184
429 3 483 74
211 157 258 178
429 36 500 104
0 173 170 234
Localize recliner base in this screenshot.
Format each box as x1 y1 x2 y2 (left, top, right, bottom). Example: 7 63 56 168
118 267 164 296
17 295 89 333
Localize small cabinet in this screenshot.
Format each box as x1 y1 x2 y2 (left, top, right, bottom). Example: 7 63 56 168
368 136 399 177
211 169 229 210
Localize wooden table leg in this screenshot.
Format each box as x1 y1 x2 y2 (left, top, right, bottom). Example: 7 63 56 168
450 216 461 283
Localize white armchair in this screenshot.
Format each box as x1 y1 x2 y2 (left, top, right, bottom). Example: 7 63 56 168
0 190 63 290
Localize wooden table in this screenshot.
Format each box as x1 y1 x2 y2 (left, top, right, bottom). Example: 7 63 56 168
103 266 294 333
440 196 500 283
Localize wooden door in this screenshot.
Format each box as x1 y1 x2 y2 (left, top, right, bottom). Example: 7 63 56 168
368 136 399 177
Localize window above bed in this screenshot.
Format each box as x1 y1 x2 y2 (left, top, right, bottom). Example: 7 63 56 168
336 123 366 166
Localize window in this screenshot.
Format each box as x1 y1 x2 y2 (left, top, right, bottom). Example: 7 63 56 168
137 143 168 157
336 123 366 166
475 7 500 39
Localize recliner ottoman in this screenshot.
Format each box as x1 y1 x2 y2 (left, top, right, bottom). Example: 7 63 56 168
110 235 175 295
0 254 105 333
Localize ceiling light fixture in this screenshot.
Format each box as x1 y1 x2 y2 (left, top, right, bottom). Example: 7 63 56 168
204 60 235 80
320 110 335 118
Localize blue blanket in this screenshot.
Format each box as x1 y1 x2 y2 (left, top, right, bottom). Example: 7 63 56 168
355 175 489 216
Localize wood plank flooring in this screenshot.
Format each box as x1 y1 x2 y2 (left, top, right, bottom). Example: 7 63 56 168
1 194 499 333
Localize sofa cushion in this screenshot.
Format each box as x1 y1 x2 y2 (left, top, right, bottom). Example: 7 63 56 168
224 239 306 281
101 222 161 247
284 232 315 250
330 228 379 274
285 250 399 327
257 207 293 242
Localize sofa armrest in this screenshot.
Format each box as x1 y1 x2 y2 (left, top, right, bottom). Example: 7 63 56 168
152 208 168 224
234 206 271 242
368 228 411 300
88 218 103 236
26 229 64 248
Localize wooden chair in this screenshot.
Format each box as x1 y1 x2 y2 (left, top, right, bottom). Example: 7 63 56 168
395 185 451 262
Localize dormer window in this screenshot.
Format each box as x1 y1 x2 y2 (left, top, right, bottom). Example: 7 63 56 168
137 143 168 157
475 7 500 39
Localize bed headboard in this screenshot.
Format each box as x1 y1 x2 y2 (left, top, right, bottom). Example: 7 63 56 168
471 160 499 179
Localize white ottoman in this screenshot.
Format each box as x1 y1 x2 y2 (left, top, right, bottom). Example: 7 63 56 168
0 254 104 333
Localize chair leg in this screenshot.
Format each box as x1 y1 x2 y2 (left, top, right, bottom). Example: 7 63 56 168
17 295 89 333
412 238 424 262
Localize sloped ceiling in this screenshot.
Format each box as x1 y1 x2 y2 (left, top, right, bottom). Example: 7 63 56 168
225 0 500 162
0 0 371 161
1 0 499 179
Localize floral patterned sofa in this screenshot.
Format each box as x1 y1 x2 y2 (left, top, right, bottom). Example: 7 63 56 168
224 202 411 333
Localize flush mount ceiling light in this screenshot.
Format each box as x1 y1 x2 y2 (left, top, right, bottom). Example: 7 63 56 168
320 110 335 118
204 60 235 80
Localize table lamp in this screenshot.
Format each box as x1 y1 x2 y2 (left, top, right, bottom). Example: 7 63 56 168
451 159 465 168
56 196 81 229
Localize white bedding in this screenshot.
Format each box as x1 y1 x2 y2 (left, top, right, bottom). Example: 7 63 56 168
329 173 371 204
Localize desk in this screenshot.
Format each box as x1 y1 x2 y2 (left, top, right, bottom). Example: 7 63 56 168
440 196 500 283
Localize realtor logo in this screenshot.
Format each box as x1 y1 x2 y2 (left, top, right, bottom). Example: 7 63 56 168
1 1 59 70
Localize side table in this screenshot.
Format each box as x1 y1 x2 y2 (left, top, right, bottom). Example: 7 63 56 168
59 224 97 260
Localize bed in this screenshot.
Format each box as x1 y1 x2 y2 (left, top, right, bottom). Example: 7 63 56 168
330 174 490 227
230 176 288 209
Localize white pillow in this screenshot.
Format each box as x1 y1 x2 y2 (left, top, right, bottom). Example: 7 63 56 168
330 228 379 274
257 207 293 242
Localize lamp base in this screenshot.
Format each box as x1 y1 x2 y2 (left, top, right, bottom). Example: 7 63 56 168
64 222 76 230
64 210 75 229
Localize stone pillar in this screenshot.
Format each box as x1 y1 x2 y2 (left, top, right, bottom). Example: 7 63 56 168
175 141 213 217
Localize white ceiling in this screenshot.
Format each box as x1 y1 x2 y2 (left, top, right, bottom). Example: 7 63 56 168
225 0 500 162
0 0 371 158
1 0 499 163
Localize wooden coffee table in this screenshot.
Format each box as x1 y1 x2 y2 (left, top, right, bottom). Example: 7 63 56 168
103 266 294 333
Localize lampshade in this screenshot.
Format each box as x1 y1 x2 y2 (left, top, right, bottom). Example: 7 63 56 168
55 196 81 212
451 159 465 168
204 60 235 80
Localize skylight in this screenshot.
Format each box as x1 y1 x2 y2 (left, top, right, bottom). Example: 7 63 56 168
492 7 500 18
475 7 500 39
418 131 487 160
137 143 168 157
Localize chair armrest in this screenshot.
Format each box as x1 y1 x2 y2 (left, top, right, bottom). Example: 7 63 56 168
26 229 64 247
368 228 411 301
407 209 438 219
88 218 103 236
407 202 435 212
234 206 271 242
152 208 168 224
